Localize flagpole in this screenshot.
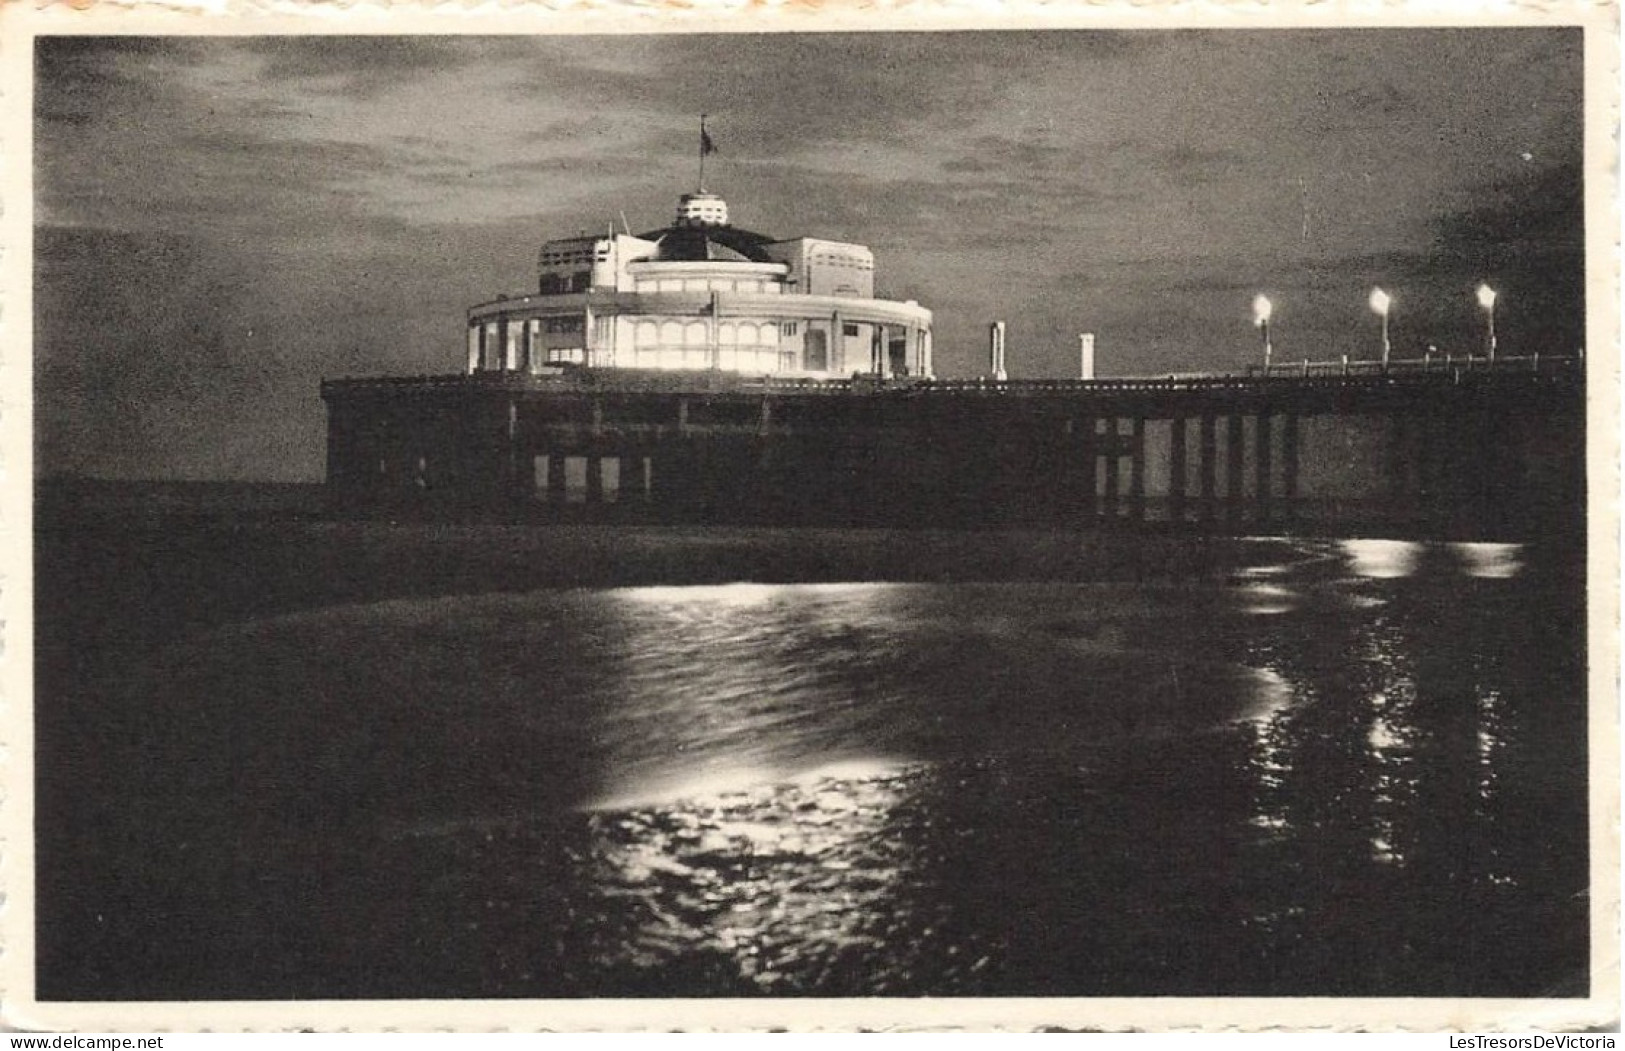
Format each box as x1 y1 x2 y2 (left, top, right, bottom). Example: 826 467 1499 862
699 114 707 192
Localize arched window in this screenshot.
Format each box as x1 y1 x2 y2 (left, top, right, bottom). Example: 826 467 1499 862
684 321 708 345
718 323 737 345
660 320 683 346
636 321 659 346
737 323 759 345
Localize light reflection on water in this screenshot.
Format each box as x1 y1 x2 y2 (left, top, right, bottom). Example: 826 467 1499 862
1341 538 1424 578
534 540 1558 992
1341 538 1526 580
1455 542 1525 580
589 766 915 991
1238 582 1300 615
583 580 1289 813
73 535 1583 998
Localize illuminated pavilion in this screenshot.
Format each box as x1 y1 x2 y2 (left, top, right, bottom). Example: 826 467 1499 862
465 190 934 380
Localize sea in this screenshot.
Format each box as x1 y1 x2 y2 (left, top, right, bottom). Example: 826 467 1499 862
34 532 1589 1000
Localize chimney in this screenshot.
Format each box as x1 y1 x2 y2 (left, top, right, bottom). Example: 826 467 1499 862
990 321 1008 382
1079 333 1096 380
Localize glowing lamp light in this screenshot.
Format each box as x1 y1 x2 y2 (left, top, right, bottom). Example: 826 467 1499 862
1477 283 1499 361
1252 294 1274 371
1369 288 1393 366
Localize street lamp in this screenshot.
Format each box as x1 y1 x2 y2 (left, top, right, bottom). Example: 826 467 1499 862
1369 288 1393 367
1477 283 1498 362
1253 294 1273 372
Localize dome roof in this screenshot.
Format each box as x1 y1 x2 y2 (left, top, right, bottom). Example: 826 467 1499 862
633 192 781 264
639 223 779 263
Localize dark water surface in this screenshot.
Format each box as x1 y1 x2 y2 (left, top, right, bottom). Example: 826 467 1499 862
37 537 1588 999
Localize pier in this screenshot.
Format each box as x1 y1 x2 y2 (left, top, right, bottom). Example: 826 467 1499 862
323 355 1584 541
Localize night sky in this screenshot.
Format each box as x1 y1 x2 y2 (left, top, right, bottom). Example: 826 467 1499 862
34 29 1585 482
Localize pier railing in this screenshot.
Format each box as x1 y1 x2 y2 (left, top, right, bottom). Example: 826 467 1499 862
321 353 1581 400
1245 352 1575 379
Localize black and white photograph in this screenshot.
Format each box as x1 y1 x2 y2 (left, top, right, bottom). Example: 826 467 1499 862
9 6 1616 1031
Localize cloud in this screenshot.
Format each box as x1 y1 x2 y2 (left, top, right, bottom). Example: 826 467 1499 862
237 36 483 97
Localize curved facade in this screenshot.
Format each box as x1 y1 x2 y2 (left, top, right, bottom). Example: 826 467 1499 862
465 192 934 379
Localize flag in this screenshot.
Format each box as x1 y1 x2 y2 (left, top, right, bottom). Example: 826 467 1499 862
701 125 717 156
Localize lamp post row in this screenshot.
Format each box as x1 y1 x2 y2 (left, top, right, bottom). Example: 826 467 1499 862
1254 284 1500 368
